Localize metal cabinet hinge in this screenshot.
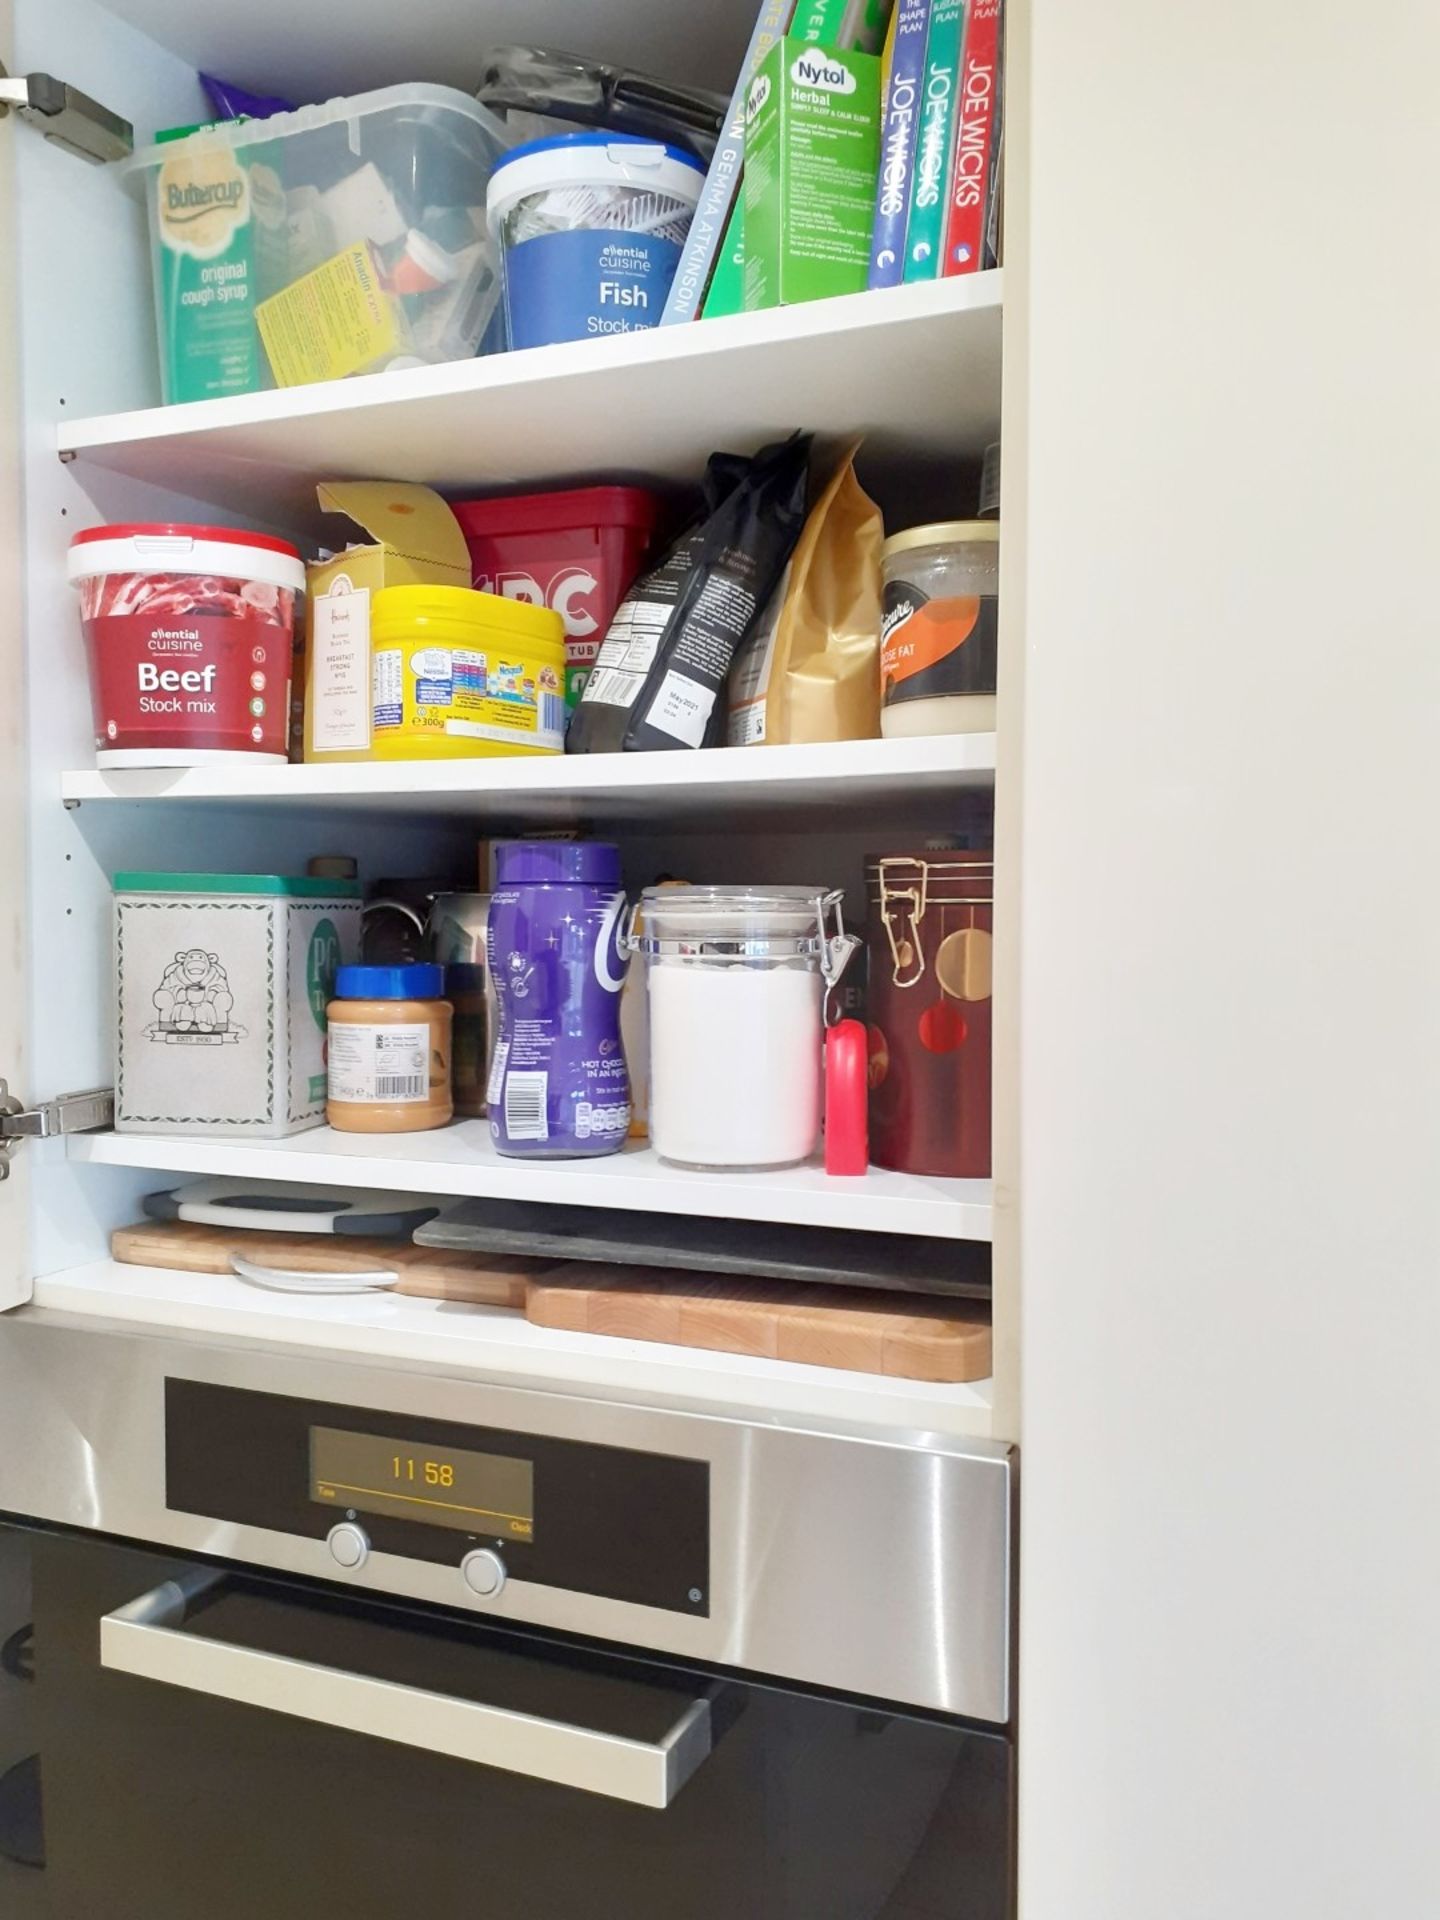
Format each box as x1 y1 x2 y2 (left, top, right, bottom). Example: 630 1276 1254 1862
0 1081 114 1180
0 61 132 164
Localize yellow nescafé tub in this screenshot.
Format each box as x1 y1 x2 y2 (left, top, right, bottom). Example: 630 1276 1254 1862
369 585 566 759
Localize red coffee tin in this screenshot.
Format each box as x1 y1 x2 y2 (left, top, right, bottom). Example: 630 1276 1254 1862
865 851 994 1178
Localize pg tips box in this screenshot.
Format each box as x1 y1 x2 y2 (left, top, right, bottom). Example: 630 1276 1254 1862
743 37 882 310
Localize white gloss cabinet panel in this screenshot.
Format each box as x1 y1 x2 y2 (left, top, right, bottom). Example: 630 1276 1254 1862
0 0 32 1306
56 276 1004 531
68 1127 992 1241
58 734 998 824
1013 2 1440 1917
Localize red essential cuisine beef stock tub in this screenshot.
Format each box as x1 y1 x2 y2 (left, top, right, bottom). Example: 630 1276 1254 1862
68 524 305 766
451 486 659 708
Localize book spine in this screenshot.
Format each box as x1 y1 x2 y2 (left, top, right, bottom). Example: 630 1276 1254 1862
845 0 897 53
941 0 1000 275
700 200 747 320
902 0 964 281
793 0 867 42
801 0 895 52
867 0 932 289
985 121 1004 268
661 0 796 325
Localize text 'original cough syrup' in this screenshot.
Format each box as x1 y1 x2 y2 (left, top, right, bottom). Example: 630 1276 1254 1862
68 525 304 766
152 140 261 404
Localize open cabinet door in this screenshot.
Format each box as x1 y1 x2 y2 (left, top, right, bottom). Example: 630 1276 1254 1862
0 0 33 1310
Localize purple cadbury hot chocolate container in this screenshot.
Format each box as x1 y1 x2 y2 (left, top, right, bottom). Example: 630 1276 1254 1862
486 842 630 1158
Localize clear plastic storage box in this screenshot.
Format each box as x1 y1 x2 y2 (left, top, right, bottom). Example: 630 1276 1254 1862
126 83 511 404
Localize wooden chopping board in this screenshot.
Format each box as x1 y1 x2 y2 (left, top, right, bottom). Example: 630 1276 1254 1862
113 1220 544 1308
527 1265 992 1383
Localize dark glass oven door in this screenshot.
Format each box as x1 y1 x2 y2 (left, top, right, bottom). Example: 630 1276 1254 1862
0 1526 45 1918
16 1526 1012 1920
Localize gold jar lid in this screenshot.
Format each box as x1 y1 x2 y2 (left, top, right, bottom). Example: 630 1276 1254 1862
882 519 999 561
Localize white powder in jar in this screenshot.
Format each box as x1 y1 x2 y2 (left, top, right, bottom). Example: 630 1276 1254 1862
646 959 823 1169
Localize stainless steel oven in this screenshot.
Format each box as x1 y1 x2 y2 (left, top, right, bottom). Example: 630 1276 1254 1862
0 1315 1014 1918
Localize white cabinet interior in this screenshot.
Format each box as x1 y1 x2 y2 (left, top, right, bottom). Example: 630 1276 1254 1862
12 0 1014 1438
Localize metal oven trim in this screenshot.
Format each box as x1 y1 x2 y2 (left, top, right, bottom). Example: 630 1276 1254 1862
0 1312 1012 1722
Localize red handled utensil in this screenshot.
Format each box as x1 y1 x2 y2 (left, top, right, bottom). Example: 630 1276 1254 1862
825 1018 870 1177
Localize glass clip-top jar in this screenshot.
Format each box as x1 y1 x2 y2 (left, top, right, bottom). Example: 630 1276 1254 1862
631 886 860 1172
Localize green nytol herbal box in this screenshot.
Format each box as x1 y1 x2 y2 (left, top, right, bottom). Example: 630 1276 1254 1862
743 37 882 311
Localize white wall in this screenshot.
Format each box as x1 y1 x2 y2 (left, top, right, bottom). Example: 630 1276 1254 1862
1013 3 1440 1916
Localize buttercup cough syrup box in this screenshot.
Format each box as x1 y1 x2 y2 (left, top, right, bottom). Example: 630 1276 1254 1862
146 133 265 403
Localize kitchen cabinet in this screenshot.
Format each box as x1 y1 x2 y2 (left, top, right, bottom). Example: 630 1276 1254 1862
2 1 1438 1917
0 0 1013 1436
0 0 1013 1440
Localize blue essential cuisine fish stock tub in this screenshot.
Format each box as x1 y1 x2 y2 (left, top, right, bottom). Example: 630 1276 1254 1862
486 132 704 350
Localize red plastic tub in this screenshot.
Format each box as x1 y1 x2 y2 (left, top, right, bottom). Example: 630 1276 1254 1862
451 486 660 708
68 524 304 767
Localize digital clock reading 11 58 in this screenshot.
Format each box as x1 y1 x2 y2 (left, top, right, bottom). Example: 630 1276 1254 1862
309 1427 534 1540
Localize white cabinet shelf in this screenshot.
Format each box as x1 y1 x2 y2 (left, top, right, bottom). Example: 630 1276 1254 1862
57 274 1003 531
68 1124 993 1242
59 733 996 823
33 1259 995 1439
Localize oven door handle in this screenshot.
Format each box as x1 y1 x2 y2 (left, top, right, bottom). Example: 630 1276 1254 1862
99 1576 714 1809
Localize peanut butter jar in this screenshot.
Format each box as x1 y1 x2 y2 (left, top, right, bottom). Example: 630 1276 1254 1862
326 964 453 1134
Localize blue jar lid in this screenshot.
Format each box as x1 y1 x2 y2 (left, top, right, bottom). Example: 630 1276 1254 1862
334 964 445 1001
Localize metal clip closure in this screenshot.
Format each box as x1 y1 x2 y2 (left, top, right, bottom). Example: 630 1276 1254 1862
877 858 929 989
818 890 861 1025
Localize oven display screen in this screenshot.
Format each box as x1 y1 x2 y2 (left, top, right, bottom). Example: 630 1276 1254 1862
310 1427 534 1541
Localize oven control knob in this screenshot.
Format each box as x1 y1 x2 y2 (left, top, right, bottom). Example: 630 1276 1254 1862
326 1522 370 1571
460 1549 506 1599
